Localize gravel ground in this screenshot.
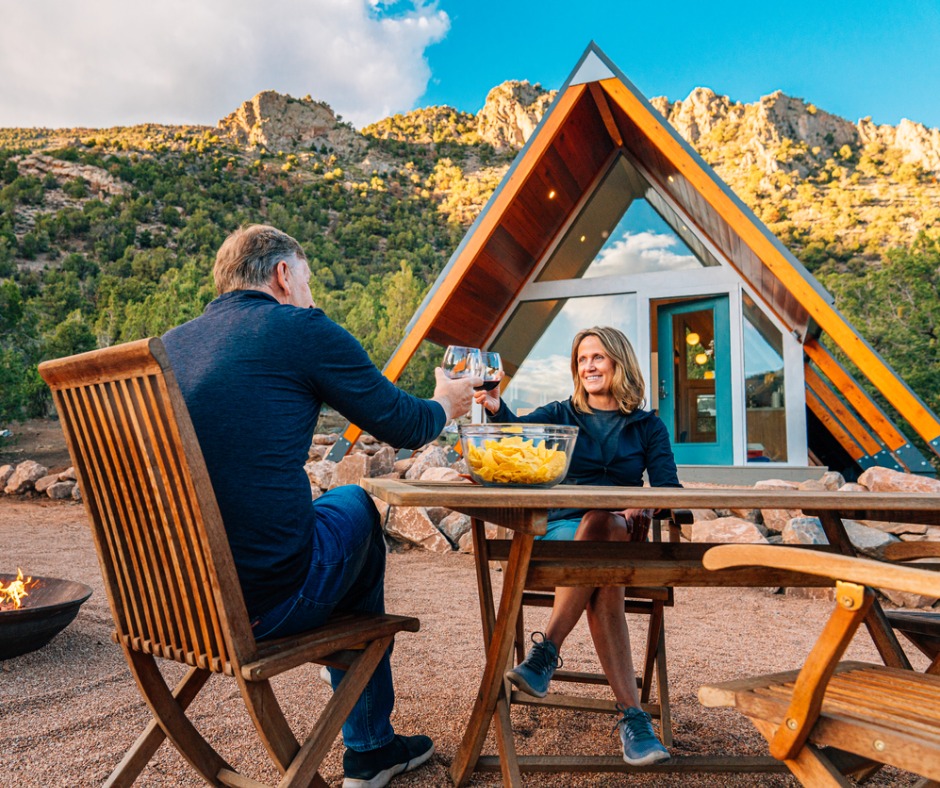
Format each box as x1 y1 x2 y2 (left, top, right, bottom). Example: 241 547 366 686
0 497 929 787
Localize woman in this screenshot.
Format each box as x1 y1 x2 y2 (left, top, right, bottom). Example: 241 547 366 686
474 326 679 766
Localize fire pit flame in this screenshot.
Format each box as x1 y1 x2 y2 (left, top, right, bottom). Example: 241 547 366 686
0 567 38 611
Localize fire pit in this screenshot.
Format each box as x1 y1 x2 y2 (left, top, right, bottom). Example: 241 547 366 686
0 572 92 660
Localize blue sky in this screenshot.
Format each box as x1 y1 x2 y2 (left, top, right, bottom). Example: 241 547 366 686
1 0 937 130
422 0 940 128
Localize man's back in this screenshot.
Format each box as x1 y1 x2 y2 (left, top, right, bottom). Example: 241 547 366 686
163 289 444 616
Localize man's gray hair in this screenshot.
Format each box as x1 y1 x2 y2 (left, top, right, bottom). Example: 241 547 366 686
213 224 307 295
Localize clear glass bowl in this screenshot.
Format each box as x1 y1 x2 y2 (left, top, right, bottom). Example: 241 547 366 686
458 423 578 488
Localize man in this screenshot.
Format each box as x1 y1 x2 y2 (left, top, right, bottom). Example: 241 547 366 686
162 224 478 788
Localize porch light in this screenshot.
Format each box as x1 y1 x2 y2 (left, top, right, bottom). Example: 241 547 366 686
686 332 700 346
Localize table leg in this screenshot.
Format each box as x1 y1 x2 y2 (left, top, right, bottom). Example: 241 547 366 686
817 512 911 669
451 521 536 787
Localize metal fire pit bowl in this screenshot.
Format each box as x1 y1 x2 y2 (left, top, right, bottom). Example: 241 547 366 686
0 573 93 660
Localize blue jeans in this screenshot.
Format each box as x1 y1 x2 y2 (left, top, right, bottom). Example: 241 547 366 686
250 485 394 752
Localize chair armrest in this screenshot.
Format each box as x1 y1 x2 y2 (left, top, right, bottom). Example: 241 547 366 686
703 544 940 598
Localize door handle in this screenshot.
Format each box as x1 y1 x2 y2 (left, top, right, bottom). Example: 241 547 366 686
659 380 668 400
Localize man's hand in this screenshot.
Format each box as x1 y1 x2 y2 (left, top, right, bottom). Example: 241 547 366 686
432 367 482 421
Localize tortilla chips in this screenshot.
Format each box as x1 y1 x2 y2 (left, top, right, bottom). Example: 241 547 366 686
466 435 568 486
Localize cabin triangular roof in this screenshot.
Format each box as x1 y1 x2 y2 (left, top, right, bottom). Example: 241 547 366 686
332 43 940 474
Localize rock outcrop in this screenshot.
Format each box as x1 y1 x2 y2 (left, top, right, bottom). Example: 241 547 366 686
16 153 124 196
218 91 365 154
476 81 556 150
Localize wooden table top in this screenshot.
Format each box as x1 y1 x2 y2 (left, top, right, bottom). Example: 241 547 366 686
361 478 940 524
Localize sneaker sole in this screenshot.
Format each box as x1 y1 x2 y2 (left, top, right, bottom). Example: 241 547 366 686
504 669 548 699
342 742 434 788
622 747 671 767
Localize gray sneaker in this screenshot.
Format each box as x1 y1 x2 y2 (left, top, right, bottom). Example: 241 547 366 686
505 633 561 698
618 705 670 766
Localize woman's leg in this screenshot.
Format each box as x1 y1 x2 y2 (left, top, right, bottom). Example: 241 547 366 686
542 510 628 650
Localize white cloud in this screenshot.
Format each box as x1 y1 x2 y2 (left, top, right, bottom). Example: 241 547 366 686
585 230 699 277
0 0 449 129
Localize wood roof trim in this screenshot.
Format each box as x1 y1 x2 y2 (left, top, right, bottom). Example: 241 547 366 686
599 76 940 449
804 364 883 456
803 339 906 451
806 389 865 461
588 82 624 147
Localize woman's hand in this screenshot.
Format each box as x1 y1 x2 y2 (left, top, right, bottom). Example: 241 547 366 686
616 508 654 542
472 377 502 414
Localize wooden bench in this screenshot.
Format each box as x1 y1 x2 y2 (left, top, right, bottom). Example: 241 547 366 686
39 338 420 787
699 544 940 786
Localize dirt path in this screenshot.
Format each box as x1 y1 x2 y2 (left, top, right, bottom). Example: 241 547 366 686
0 498 927 786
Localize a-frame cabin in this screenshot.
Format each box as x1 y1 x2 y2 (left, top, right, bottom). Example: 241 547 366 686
331 43 940 479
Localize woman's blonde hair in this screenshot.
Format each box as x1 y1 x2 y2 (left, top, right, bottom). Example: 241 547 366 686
570 326 646 415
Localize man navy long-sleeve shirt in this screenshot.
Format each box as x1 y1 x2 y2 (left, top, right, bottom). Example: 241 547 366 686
163 290 446 617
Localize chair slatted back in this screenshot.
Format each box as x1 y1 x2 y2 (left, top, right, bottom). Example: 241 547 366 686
39 337 257 674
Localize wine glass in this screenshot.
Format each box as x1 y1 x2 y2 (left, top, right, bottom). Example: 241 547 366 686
441 346 483 433
475 352 503 423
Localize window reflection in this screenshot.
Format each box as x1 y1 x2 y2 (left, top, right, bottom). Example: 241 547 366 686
536 154 717 283
743 293 787 462
492 294 638 413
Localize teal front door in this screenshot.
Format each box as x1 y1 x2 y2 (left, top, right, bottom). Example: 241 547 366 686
657 296 733 464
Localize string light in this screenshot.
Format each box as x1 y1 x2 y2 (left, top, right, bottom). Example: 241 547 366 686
686 332 700 346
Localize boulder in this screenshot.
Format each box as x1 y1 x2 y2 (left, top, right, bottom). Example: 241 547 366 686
304 459 335 490
879 588 939 609
370 495 390 521
312 433 338 445
385 506 452 552
71 483 82 501
420 466 462 483
438 511 471 545
309 486 322 502
838 482 868 493
691 517 769 544
329 454 370 490
753 479 799 490
34 473 60 494
4 460 49 495
46 481 75 500
425 506 451 526
458 522 500 552
393 457 417 476
0 464 14 489
760 505 802 534
405 445 450 480
58 466 77 481
858 466 940 494
819 471 846 490
781 516 899 557
369 446 396 477
797 478 827 492
781 517 828 545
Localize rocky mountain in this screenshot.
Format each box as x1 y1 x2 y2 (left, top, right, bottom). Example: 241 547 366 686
218 90 364 156
475 81 556 150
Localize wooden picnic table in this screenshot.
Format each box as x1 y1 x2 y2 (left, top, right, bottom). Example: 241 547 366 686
360 478 940 786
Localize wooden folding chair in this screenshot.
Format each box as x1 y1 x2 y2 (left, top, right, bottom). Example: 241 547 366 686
486 509 691 746
699 544 940 786
882 540 940 674
39 338 419 787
